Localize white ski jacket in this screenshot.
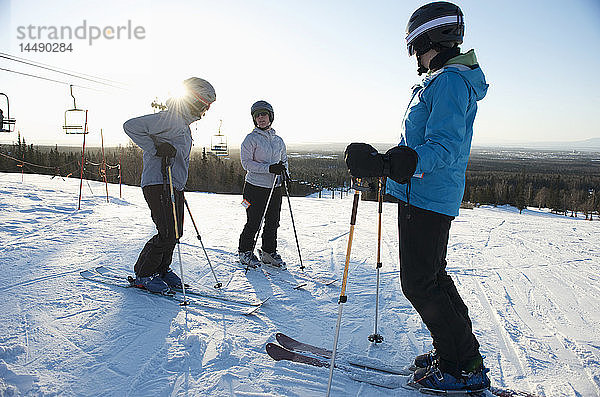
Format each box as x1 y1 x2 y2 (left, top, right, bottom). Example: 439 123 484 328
123 108 200 191
240 127 288 189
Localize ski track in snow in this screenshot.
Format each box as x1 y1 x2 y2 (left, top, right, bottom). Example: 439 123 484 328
0 173 599 396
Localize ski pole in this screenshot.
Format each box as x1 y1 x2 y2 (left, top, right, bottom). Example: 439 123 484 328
368 177 385 344
184 199 222 288
282 171 304 270
168 164 189 306
326 179 361 397
251 174 278 255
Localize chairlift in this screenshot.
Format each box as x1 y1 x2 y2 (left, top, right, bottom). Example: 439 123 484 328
61 85 90 210
63 85 88 134
210 120 229 156
0 93 16 133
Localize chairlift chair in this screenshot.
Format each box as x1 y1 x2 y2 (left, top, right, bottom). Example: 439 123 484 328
63 85 88 134
210 120 229 156
0 93 16 133
61 86 90 210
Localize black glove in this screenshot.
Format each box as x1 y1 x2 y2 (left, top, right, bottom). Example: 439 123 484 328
269 161 286 175
344 143 384 177
345 143 418 184
155 142 177 158
383 146 418 184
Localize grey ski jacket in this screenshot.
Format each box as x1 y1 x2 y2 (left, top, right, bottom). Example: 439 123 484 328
240 127 288 189
123 109 200 191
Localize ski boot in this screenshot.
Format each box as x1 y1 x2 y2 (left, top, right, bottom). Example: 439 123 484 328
406 349 439 373
409 357 490 393
259 249 286 269
133 274 170 294
161 268 182 288
239 251 262 269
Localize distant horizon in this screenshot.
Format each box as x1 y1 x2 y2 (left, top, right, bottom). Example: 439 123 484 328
2 136 600 152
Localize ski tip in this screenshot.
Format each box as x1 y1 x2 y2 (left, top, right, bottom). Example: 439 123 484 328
275 332 293 343
293 282 308 290
243 307 259 316
261 296 272 304
265 342 285 361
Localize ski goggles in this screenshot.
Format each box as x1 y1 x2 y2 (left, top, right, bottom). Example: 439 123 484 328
407 34 432 57
253 111 270 118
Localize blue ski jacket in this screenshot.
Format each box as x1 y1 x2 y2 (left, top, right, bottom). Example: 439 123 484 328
386 50 489 217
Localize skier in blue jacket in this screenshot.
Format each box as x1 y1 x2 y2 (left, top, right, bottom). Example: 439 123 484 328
345 2 490 392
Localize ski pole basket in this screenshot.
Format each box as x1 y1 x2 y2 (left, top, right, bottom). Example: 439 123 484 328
0 93 16 133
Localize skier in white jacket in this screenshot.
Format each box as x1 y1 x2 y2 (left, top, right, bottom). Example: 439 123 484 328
123 77 216 293
238 100 288 269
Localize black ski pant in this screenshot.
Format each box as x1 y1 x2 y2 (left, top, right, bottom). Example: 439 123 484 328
134 184 184 278
238 182 282 254
398 202 480 377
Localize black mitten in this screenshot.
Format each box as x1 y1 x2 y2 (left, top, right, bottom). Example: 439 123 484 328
344 143 384 177
383 146 418 184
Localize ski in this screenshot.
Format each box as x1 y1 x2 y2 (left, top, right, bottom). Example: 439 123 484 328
260 267 308 290
95 266 270 307
80 268 263 316
488 388 538 397
260 265 337 290
256 248 336 287
266 343 406 390
228 250 334 289
275 332 411 375
292 269 336 286
404 385 488 396
171 285 269 307
272 334 538 397
276 332 331 358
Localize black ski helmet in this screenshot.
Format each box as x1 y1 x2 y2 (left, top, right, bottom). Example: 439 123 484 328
406 2 464 57
251 100 274 126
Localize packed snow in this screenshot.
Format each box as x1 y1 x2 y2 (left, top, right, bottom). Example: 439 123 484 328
0 172 599 396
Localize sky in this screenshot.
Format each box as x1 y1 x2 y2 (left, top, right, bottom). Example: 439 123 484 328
1 0 600 150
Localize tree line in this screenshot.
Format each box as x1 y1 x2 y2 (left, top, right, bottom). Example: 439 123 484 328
462 151 600 219
1 135 599 219
0 134 318 196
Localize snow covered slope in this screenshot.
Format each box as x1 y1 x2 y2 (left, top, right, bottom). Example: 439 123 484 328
0 172 598 396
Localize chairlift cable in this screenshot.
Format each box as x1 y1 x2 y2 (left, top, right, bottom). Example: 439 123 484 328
0 52 126 89
0 52 125 85
0 67 103 92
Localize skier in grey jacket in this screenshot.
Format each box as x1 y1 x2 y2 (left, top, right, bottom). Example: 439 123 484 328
123 77 216 293
238 100 289 269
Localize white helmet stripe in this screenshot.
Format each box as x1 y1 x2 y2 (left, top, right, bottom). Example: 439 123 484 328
406 15 463 44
